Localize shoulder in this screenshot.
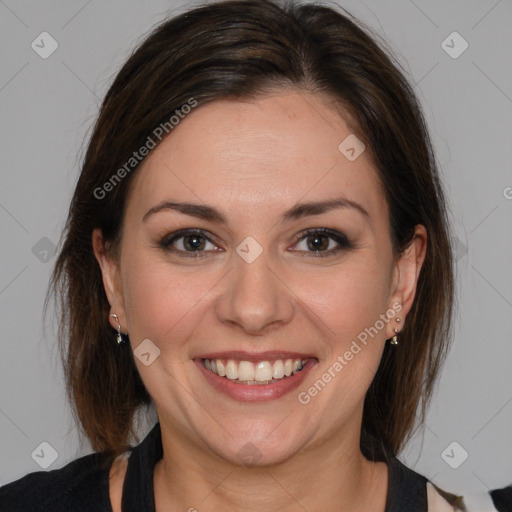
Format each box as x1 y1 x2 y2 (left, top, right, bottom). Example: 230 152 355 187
489 483 512 511
0 451 115 512
427 482 465 511
426 480 512 511
385 454 487 512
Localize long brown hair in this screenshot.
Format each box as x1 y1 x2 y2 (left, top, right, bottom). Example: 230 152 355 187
48 0 454 465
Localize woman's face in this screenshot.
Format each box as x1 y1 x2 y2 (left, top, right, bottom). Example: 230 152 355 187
95 88 425 466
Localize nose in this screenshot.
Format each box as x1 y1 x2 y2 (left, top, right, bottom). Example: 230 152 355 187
215 248 294 336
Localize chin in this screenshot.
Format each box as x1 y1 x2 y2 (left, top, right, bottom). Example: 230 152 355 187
204 426 308 468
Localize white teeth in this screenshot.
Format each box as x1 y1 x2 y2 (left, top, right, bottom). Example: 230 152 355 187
225 360 238 380
255 361 273 381
203 357 306 383
272 360 285 379
216 359 226 377
238 361 255 381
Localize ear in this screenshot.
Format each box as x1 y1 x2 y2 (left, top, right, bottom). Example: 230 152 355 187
92 228 127 333
386 224 427 338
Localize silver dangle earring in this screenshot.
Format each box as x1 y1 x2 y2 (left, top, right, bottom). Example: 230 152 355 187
390 317 401 345
110 313 126 345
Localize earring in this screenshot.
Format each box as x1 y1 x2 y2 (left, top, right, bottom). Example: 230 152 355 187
110 313 126 345
390 318 401 345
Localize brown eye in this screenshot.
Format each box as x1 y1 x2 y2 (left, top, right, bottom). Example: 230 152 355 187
160 229 220 257
306 233 330 251
291 229 353 257
181 233 206 251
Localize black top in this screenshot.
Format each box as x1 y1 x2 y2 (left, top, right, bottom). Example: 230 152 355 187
0 421 496 511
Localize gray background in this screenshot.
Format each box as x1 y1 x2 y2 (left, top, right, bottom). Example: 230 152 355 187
1 0 511 500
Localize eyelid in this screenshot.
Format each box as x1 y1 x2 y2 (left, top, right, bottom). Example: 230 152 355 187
159 227 353 258
292 227 350 245
159 228 221 255
290 228 353 256
160 228 218 244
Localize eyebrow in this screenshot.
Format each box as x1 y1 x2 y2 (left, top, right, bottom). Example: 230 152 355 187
142 197 369 224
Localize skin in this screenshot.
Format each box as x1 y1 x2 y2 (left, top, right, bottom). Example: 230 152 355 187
94 88 427 512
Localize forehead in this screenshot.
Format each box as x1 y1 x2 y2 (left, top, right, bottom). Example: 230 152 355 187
126 89 386 220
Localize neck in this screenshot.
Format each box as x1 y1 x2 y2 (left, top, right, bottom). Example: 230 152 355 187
153 420 388 512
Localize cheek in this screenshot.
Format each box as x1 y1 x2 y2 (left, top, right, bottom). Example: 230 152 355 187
292 259 392 344
121 254 213 351
292 258 391 403
292 264 391 428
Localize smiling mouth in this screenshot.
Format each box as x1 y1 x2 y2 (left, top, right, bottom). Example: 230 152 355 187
202 358 308 385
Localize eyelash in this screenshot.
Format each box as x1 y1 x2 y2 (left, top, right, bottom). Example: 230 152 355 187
158 228 354 258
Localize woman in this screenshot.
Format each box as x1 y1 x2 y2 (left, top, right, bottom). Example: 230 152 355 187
1 1 504 510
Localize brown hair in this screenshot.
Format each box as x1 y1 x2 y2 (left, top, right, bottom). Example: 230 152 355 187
48 0 454 464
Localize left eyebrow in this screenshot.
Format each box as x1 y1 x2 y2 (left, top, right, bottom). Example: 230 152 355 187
281 198 369 221
141 197 369 224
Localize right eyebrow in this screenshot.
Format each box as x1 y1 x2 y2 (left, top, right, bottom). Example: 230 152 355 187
142 201 228 224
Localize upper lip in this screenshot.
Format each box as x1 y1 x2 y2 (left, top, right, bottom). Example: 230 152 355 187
195 350 317 362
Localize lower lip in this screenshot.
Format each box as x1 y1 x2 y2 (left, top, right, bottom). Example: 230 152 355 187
194 358 317 402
